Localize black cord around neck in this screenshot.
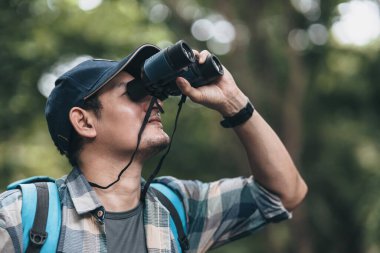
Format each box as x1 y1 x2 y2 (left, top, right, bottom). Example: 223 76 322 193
89 94 186 196
89 97 157 190
140 95 187 201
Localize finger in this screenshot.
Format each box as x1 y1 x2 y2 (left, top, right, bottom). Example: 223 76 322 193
198 50 210 64
176 77 203 102
192 50 200 61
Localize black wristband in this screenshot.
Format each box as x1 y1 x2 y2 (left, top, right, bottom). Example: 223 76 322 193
220 100 254 128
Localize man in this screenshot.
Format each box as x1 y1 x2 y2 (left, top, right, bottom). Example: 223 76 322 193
0 43 307 252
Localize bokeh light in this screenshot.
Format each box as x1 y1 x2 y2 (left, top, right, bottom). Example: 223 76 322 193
191 16 236 55
149 3 171 23
77 0 102 11
307 24 328 45
288 29 310 51
291 0 321 21
191 19 214 41
206 39 231 55
331 0 380 46
176 1 203 21
38 56 92 98
213 20 236 44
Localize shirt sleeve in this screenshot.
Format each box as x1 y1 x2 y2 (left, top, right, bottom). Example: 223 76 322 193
0 189 23 253
155 176 291 253
0 227 16 253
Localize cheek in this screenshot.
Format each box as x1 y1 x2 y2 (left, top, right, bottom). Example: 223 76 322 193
98 104 144 138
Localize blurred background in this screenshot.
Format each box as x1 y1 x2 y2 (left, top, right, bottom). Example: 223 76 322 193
1 0 380 252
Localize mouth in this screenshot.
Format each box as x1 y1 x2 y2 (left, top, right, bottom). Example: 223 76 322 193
148 110 162 124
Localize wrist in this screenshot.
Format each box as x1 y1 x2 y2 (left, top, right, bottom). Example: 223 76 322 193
219 93 248 117
220 99 254 128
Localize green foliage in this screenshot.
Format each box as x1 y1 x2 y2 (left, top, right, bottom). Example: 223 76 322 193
0 0 172 186
1 0 380 252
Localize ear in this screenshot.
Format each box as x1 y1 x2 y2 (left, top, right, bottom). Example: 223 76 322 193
69 107 97 139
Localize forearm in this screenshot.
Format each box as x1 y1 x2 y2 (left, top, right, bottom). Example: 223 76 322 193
175 50 307 210
229 102 307 210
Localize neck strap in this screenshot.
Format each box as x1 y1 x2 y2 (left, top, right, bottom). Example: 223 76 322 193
89 97 157 189
141 95 186 201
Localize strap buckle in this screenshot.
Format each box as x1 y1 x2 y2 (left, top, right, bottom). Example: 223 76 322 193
30 230 48 246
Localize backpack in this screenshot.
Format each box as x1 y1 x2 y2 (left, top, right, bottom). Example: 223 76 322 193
7 177 189 253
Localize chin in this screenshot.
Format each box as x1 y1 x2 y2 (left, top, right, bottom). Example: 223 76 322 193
138 132 170 159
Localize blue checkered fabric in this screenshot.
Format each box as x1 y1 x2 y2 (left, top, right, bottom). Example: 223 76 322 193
0 167 291 252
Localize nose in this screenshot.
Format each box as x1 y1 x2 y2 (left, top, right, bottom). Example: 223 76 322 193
142 96 164 112
156 98 164 108
155 99 164 113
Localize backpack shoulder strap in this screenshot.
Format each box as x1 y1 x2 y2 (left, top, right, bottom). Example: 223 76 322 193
7 177 61 253
150 183 189 252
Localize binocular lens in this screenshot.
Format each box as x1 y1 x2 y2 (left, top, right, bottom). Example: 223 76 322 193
142 41 196 84
197 54 224 79
166 41 195 69
211 55 223 75
182 43 194 61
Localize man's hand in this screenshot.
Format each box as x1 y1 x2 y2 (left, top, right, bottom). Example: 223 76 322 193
176 50 248 116
176 49 308 211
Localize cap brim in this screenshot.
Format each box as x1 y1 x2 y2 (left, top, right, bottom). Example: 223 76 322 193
84 44 160 100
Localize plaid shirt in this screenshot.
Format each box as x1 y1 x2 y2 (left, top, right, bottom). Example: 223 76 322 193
0 167 291 253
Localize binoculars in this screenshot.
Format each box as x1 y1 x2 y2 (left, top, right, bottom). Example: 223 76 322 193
127 40 224 101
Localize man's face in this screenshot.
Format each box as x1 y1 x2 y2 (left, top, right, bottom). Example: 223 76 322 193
92 71 170 159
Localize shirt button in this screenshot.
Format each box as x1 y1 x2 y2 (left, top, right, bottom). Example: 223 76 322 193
97 210 104 218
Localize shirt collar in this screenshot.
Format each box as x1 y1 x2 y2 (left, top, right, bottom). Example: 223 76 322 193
65 167 103 215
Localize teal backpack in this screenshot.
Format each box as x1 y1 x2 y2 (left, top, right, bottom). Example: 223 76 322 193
7 177 188 253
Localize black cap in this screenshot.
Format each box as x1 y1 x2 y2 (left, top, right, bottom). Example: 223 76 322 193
45 44 160 155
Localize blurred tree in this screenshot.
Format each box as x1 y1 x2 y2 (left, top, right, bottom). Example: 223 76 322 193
1 0 380 252
0 0 173 186
145 0 380 252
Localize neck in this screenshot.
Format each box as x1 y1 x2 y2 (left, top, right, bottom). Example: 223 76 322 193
79 148 144 212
